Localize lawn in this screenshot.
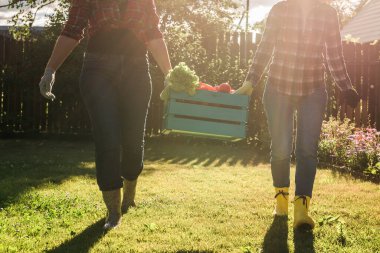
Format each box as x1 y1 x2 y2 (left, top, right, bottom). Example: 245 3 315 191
0 137 379 253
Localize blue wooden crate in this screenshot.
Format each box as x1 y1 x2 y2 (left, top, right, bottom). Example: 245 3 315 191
162 90 250 139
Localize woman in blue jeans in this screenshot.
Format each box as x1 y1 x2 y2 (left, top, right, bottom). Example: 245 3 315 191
38 0 171 230
235 0 359 229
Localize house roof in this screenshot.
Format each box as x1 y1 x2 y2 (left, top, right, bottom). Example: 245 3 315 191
341 0 380 43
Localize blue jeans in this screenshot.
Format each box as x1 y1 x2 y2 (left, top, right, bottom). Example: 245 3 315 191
263 87 327 197
79 52 152 191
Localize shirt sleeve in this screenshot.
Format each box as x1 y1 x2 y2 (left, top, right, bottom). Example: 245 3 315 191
61 0 91 41
324 9 353 91
245 4 279 86
144 0 163 42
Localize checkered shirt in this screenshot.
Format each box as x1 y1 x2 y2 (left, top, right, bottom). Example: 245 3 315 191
246 0 353 95
61 0 163 44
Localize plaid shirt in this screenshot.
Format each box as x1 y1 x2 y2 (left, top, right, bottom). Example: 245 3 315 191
61 0 163 44
246 0 353 96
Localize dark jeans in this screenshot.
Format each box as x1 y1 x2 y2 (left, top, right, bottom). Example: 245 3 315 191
79 52 152 191
263 87 327 197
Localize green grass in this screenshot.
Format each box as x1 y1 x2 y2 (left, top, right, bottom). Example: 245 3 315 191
0 137 379 253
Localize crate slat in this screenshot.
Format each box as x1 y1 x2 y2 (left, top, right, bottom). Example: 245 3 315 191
164 115 246 138
169 90 249 107
167 101 248 122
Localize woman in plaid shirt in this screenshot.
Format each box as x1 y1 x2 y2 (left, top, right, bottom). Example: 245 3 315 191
235 0 359 229
38 0 172 230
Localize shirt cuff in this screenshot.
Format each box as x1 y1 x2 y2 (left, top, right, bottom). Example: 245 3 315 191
60 29 83 41
145 28 163 42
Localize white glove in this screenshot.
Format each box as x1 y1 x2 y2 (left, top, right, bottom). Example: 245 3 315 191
160 76 171 101
39 67 56 100
233 81 254 96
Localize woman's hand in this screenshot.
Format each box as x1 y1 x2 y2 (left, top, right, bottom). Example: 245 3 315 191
160 75 171 101
233 81 254 96
39 67 56 100
342 88 360 108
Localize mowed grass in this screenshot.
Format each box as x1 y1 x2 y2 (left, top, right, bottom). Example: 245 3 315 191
0 138 379 253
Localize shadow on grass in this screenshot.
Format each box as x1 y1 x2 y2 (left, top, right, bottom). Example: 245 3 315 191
46 218 106 253
293 229 315 253
0 139 96 209
0 136 268 209
262 216 289 253
145 136 269 168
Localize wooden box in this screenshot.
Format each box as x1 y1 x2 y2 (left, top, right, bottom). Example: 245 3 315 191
162 90 250 139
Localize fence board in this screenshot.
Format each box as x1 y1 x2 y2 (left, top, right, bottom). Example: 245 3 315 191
239 32 247 66
343 42 355 121
354 43 362 126
368 43 378 126
361 44 370 126
375 43 380 129
0 36 4 65
230 32 239 60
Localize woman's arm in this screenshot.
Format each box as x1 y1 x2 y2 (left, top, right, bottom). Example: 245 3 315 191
245 4 280 86
144 0 171 76
324 8 359 108
39 0 90 100
324 9 353 91
47 0 90 70
46 36 80 71
234 4 280 95
146 38 172 76
39 36 80 100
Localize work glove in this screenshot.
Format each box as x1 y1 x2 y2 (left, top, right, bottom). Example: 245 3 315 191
160 75 171 101
39 67 56 100
342 88 360 108
233 81 253 96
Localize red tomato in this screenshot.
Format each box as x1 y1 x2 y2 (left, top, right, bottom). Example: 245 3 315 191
198 82 217 91
217 83 231 93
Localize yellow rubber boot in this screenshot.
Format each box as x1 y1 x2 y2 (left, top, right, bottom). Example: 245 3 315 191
293 195 315 230
273 187 289 216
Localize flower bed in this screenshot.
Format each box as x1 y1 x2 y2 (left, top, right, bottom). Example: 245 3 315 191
319 117 380 181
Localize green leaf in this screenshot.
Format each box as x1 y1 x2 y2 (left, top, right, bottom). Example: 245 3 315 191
144 223 158 232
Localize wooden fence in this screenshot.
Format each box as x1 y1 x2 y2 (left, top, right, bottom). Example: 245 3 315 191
339 42 380 127
1 32 380 137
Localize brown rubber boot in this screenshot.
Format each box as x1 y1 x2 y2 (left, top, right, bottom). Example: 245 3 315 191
121 179 137 213
102 189 122 230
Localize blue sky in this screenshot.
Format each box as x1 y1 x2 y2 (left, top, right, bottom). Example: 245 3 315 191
0 0 280 26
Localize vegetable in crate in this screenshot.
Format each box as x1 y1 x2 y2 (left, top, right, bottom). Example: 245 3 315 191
198 82 217 92
215 83 232 93
160 62 200 101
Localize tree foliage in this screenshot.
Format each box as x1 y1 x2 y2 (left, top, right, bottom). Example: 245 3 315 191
2 0 241 39
330 0 368 25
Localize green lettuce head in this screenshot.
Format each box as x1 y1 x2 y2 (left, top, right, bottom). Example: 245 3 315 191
166 62 200 96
